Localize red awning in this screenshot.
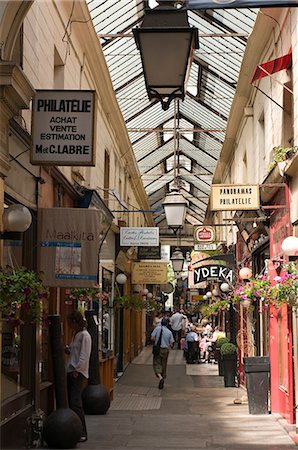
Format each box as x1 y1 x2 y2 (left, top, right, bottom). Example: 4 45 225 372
251 50 292 83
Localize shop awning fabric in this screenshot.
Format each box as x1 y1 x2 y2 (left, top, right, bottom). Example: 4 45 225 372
251 51 292 82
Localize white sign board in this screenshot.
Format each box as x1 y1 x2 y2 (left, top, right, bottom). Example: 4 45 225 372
210 184 260 211
194 243 218 251
31 90 95 166
120 227 159 247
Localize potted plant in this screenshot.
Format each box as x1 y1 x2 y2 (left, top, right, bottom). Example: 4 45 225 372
0 266 49 326
267 145 296 173
220 342 238 387
216 337 230 376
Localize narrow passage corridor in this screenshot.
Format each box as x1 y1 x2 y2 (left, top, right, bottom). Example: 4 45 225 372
70 347 296 450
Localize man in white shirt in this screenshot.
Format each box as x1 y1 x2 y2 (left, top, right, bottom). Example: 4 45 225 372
170 308 187 348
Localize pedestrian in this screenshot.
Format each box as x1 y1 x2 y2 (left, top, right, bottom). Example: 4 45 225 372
169 307 187 348
103 310 110 349
65 311 92 443
151 317 174 389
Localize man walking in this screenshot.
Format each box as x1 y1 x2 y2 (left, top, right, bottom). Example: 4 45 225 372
170 307 187 348
151 317 174 389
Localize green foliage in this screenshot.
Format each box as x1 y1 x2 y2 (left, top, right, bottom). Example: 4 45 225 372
216 337 230 348
268 145 296 172
199 299 230 319
65 286 110 306
113 294 145 311
0 266 49 326
220 342 237 356
231 263 298 311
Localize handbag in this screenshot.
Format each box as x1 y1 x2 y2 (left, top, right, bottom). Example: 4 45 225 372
152 328 163 356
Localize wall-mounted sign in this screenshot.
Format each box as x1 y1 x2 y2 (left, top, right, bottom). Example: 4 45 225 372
38 208 111 287
194 226 215 243
132 262 168 284
120 227 159 247
194 243 218 251
193 264 234 284
210 184 260 211
31 90 96 166
138 246 161 259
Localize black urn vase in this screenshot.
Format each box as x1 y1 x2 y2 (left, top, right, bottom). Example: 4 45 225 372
43 315 82 448
82 310 111 415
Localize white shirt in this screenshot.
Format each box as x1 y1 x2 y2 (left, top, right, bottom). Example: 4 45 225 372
170 312 186 331
103 313 110 331
66 330 92 378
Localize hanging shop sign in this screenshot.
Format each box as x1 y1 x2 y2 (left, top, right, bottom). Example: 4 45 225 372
194 243 218 251
138 245 161 259
38 208 112 287
210 184 260 211
184 1 298 9
120 227 159 247
132 262 168 284
193 264 234 284
194 226 215 243
31 90 96 166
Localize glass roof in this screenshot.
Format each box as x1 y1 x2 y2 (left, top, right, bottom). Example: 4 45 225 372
87 0 258 230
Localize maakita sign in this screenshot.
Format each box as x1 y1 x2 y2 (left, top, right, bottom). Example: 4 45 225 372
193 264 234 284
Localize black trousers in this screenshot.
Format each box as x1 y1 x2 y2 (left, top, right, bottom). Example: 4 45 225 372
172 329 182 347
67 372 88 437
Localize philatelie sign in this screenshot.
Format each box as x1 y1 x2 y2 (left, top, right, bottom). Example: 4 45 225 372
194 226 215 243
31 90 95 166
210 184 260 211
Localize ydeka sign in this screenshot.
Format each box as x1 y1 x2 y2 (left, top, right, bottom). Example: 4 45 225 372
193 265 233 284
31 90 96 166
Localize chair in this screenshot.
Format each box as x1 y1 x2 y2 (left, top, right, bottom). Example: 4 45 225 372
186 341 199 364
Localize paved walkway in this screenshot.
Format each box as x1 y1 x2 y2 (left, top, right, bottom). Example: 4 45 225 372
52 347 296 449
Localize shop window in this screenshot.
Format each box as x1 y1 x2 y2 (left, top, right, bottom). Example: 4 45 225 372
101 268 113 352
104 150 110 205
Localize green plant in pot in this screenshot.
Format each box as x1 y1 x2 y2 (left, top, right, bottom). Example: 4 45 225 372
220 342 238 387
215 337 230 376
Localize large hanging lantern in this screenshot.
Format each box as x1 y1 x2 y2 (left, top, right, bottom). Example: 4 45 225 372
162 191 189 230
2 204 32 232
133 1 199 110
170 247 184 272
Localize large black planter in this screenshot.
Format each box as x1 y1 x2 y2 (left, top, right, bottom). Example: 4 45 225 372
43 315 82 448
244 356 270 414
82 310 111 415
222 353 237 387
217 351 224 376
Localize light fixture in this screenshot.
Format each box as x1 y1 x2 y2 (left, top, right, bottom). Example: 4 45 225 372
281 236 298 258
206 291 212 298
147 292 153 299
212 289 219 297
220 282 230 293
253 221 257 228
162 190 188 233
170 247 184 272
142 288 149 296
133 284 142 293
116 273 127 285
133 1 199 110
2 204 32 232
203 295 208 301
239 267 252 280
